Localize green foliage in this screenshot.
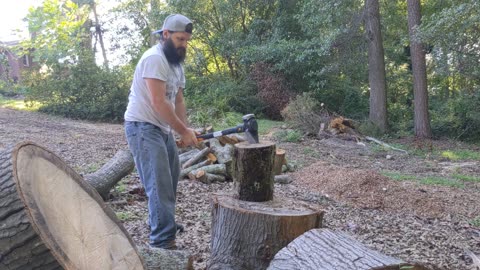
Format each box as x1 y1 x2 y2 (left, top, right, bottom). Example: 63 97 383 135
452 174 480 183
23 60 131 121
273 129 302 143
281 92 323 135
420 176 464 188
441 150 480 161
470 217 480 227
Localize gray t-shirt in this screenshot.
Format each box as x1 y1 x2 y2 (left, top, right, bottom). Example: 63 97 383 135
124 43 186 134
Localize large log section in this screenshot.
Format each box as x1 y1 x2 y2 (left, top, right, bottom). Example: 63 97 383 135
268 229 429 270
0 142 145 269
209 141 323 270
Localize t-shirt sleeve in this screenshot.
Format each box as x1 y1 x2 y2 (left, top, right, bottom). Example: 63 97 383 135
141 55 168 81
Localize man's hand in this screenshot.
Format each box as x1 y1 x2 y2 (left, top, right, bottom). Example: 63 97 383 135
178 128 198 147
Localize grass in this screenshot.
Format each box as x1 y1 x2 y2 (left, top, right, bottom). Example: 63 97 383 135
209 112 283 135
0 95 40 111
387 141 480 161
441 150 480 161
452 173 480 183
382 172 465 188
116 211 135 221
470 217 480 227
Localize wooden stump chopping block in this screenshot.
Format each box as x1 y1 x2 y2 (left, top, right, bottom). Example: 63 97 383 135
208 194 323 270
0 142 145 270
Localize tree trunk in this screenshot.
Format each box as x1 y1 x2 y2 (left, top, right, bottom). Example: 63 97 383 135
91 2 109 68
366 0 388 133
233 141 275 202
84 149 135 200
0 142 145 269
208 194 323 270
407 0 432 138
268 229 428 270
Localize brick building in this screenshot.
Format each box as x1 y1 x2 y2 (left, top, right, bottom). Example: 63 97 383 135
0 40 33 83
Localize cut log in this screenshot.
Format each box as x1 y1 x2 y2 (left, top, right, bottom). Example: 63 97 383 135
209 194 323 270
84 149 135 200
179 149 200 165
267 229 429 270
206 173 226 183
233 141 275 202
273 148 286 176
180 159 213 179
187 164 226 180
218 135 240 146
208 139 234 164
0 142 145 269
182 147 210 169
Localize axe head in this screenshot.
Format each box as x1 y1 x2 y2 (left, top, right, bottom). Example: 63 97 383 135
242 114 259 144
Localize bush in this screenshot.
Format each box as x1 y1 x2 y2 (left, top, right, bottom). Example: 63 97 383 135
281 92 325 135
22 62 132 122
185 73 263 127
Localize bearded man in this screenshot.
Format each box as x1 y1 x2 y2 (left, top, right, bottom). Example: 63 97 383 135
124 14 197 250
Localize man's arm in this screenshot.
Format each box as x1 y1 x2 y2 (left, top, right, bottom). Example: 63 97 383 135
175 88 188 125
145 78 197 146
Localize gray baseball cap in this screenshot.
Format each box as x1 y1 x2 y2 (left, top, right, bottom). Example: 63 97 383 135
152 14 193 35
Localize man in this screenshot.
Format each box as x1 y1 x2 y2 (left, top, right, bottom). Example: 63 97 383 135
124 14 197 250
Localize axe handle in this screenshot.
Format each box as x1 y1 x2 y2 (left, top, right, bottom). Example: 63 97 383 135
197 124 244 140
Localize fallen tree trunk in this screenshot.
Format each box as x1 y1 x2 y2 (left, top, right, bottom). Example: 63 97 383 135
268 228 428 270
0 142 145 269
84 149 135 200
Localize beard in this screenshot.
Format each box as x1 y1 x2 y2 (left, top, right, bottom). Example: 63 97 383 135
163 37 186 65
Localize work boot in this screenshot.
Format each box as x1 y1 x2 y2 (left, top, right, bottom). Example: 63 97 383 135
149 240 177 250
176 223 185 234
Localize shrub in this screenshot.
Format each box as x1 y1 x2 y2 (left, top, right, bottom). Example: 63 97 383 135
281 92 326 135
22 62 132 122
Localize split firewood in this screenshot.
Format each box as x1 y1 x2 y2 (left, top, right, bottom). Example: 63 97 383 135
193 170 227 184
206 153 217 163
217 135 240 146
194 170 208 183
188 164 226 180
179 149 200 165
273 148 286 176
180 159 213 179
182 147 211 169
208 139 233 164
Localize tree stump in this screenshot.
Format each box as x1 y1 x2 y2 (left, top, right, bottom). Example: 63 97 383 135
0 142 145 269
209 194 323 270
268 229 429 270
233 141 275 202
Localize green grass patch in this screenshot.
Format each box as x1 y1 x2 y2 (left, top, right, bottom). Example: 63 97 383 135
381 172 416 181
441 150 480 161
257 119 283 135
210 112 283 135
452 173 480 183
470 217 480 227
383 171 466 188
0 95 41 111
116 211 135 221
273 129 302 143
420 176 464 188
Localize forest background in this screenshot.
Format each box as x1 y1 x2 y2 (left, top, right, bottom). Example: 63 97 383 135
1 0 479 142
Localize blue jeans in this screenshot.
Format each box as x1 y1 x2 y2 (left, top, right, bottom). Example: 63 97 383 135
124 121 180 248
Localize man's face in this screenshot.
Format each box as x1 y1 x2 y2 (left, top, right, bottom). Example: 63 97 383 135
163 31 192 65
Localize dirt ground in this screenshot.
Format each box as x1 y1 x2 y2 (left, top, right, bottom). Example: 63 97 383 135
1 106 480 270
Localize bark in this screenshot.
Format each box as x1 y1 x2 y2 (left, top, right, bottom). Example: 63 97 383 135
0 142 144 270
209 194 323 270
180 159 213 179
407 0 432 138
208 138 234 164
179 149 201 165
268 229 428 270
84 149 135 200
182 147 210 169
233 141 275 202
366 0 388 133
188 164 226 180
91 2 108 68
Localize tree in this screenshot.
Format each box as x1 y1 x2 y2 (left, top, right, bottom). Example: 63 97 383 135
365 0 387 133
407 0 432 138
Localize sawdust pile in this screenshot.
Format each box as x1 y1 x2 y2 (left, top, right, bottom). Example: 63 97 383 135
292 161 479 219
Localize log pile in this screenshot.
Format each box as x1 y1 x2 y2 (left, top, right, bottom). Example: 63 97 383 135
179 135 244 184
